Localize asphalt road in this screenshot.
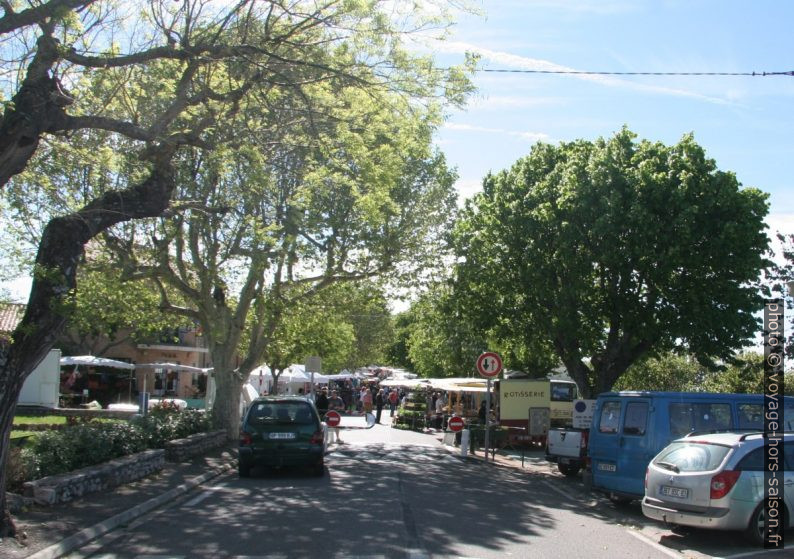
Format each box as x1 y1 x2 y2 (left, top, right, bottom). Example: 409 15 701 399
60 418 683 559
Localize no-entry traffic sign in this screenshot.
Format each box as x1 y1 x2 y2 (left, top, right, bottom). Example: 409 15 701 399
476 352 503 378
448 416 465 432
325 410 341 427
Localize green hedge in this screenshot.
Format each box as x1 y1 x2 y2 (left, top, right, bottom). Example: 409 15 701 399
8 407 210 490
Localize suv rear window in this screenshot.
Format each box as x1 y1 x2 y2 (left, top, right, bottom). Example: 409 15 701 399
248 401 316 425
653 442 732 472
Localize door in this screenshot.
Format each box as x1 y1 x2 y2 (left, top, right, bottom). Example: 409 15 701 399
529 407 550 437
590 398 652 498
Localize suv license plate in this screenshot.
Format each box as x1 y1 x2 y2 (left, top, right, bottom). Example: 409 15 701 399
661 486 688 499
269 432 296 440
597 462 616 472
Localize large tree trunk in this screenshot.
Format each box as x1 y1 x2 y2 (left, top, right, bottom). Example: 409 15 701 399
209 355 245 441
0 148 176 537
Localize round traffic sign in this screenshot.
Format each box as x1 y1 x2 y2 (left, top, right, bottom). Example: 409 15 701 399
325 410 341 427
448 416 465 432
476 351 503 378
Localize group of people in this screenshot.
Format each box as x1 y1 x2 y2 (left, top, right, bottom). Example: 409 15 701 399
312 383 405 424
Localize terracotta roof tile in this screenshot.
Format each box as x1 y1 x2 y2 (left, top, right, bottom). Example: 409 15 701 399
0 302 25 335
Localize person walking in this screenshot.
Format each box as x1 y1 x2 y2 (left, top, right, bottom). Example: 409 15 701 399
361 386 373 416
315 388 329 418
375 389 386 424
388 388 399 417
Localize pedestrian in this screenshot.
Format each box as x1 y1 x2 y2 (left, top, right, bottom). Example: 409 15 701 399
375 388 385 424
328 390 345 413
388 388 399 417
361 386 373 415
316 387 329 417
478 400 487 424
435 393 445 429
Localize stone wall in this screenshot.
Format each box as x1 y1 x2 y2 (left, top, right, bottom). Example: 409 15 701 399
164 430 227 462
23 450 165 505
22 431 228 506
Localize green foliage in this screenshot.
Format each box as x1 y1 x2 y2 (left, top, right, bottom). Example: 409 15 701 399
764 232 794 359
452 128 771 397
25 421 148 478
13 410 209 484
614 352 706 392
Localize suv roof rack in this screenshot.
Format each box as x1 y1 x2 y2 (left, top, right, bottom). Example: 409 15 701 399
683 429 762 439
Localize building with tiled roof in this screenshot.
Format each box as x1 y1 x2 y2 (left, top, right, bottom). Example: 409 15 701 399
0 302 25 340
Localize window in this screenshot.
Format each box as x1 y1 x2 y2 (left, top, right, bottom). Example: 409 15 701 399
623 402 648 436
654 442 731 472
737 404 763 431
669 403 732 436
736 447 765 472
551 382 576 402
599 401 621 434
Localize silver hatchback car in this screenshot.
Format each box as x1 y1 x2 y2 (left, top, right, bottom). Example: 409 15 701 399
642 432 794 544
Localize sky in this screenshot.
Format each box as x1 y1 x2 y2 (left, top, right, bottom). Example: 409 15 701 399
2 0 793 307
427 0 794 242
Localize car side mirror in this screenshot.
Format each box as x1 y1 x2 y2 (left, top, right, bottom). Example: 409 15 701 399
365 412 376 428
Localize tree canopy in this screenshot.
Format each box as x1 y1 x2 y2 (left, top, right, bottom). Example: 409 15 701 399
452 128 771 397
0 0 474 535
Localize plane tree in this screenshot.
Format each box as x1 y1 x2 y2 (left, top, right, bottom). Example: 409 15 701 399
99 79 461 438
451 129 771 397
0 0 472 535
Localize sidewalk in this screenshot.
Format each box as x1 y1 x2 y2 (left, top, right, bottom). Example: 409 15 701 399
1 444 237 559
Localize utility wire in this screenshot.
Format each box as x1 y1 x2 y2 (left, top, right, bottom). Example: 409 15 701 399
480 69 794 77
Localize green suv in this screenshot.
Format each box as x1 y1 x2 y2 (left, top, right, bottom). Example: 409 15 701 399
239 396 327 477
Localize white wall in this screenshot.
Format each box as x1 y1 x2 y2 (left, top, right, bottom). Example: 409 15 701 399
19 349 61 408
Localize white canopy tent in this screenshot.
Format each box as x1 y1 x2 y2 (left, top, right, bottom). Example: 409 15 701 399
59 355 135 370
137 362 213 373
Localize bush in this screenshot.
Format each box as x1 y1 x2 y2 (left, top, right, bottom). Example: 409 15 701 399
8 409 210 486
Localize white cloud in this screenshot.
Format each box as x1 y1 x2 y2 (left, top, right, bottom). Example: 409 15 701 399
454 178 484 203
468 95 563 109
444 122 551 143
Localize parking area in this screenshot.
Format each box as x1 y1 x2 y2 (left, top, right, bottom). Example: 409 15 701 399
489 447 793 558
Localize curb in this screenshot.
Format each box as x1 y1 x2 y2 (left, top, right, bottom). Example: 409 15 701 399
25 462 234 559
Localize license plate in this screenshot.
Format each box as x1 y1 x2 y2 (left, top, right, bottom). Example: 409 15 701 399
661 485 689 499
268 432 296 440
597 462 616 472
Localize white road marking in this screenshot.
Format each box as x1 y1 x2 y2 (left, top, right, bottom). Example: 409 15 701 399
182 481 230 507
626 528 683 558
714 543 794 558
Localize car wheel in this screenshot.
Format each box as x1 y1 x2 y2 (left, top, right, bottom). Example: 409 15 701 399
239 460 252 478
746 503 767 545
313 459 325 477
558 463 580 477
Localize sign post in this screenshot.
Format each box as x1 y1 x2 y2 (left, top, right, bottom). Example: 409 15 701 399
476 352 502 462
325 410 341 427
306 356 322 400
448 416 465 432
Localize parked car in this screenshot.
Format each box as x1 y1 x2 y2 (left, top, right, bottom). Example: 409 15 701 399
238 396 327 477
586 391 794 503
642 432 794 544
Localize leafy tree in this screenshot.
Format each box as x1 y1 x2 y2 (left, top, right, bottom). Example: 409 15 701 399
613 352 705 392
452 129 770 398
58 264 192 355
765 232 794 360
0 0 473 535
387 308 420 372
98 77 463 438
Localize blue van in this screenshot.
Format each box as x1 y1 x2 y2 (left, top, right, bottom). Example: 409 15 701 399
586 391 794 503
